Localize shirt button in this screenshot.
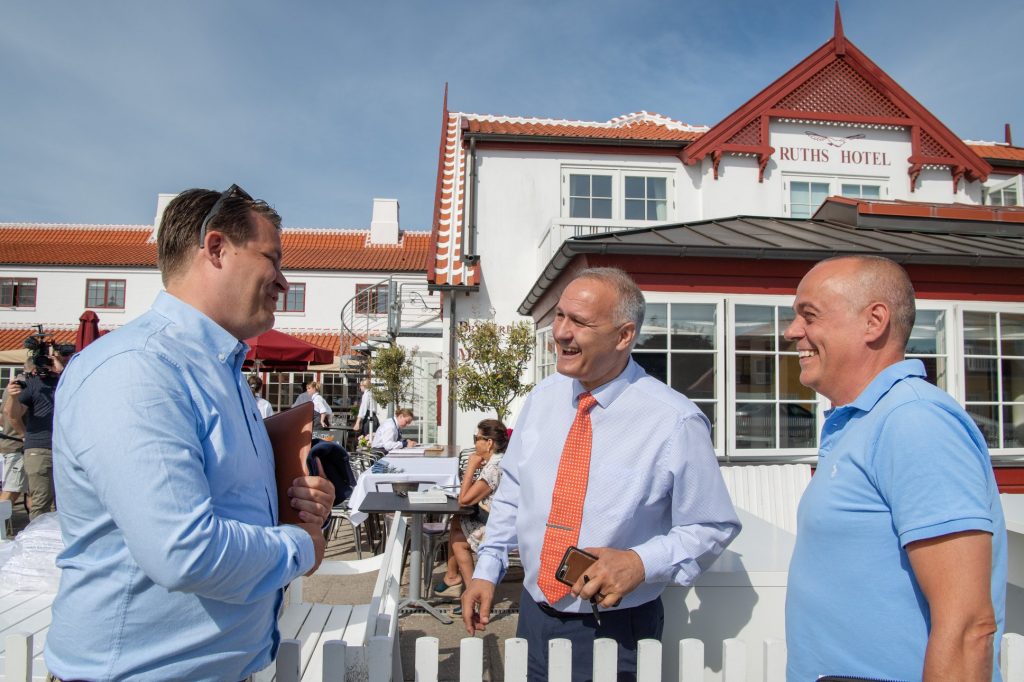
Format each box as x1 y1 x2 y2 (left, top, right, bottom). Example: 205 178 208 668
218 353 226 361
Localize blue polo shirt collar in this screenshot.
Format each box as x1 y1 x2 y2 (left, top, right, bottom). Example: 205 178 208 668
152 291 249 369
844 359 927 414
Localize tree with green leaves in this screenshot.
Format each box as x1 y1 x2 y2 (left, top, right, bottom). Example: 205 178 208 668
369 344 414 415
451 320 534 422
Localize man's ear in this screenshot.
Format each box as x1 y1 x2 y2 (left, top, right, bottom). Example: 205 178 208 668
864 301 890 343
201 231 228 268
616 321 637 351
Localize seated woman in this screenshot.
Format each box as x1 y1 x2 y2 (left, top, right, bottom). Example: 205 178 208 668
434 418 508 602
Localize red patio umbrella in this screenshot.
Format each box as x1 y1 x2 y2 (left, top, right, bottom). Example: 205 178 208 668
243 328 333 371
75 310 102 352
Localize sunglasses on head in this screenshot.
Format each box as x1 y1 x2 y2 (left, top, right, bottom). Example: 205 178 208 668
473 435 492 442
199 184 253 248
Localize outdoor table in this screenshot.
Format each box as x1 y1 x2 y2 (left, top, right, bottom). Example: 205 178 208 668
358 491 473 624
347 454 459 525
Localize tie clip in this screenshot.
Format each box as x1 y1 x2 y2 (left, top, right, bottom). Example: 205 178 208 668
546 523 575 531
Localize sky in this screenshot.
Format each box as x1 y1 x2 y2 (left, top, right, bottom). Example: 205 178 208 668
1 0 1021 230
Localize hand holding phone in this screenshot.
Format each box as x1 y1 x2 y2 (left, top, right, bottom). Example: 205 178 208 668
555 546 602 625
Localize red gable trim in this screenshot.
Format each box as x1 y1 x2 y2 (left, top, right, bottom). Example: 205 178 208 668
683 9 990 188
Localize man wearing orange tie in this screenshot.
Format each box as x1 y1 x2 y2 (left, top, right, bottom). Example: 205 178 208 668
461 267 740 681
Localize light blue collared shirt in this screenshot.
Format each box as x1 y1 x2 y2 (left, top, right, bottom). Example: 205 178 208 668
47 292 314 682
475 359 740 612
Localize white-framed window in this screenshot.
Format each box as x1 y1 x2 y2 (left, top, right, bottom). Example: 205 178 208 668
535 327 556 381
961 309 1024 450
985 176 1022 206
277 282 305 312
784 175 886 218
562 166 675 223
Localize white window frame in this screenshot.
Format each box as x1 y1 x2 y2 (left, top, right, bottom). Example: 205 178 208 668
984 175 1023 206
535 326 556 382
783 173 889 218
561 165 676 224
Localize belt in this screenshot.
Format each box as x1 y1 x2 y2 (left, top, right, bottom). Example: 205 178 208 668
536 601 593 619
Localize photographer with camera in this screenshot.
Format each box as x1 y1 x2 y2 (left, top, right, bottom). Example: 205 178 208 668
0 360 30 514
5 342 72 520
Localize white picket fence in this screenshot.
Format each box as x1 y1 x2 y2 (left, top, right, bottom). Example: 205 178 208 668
270 632 1024 682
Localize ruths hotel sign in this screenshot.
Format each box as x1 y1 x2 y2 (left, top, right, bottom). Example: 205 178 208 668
776 130 892 166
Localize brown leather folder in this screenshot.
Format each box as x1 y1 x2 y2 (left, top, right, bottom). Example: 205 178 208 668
264 401 314 525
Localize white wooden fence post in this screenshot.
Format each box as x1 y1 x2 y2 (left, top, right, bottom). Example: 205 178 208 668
368 635 393 682
592 638 618 682
636 639 661 681
763 638 786 682
5 633 32 682
414 636 439 682
460 636 483 682
722 638 747 682
678 639 704 682
276 639 301 682
323 640 347 682
548 638 573 682
504 637 529 682
1002 632 1024 681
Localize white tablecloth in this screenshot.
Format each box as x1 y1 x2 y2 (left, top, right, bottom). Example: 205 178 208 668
347 456 459 525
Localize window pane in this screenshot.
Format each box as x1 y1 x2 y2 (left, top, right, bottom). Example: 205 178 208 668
1002 359 1024 402
671 304 716 350
791 182 809 205
636 303 668 350
695 402 716 441
592 175 612 198
671 353 715 400
592 198 612 219
735 306 774 351
650 199 667 221
778 307 797 352
624 176 644 199
781 403 817 448
841 184 860 197
648 177 667 199
779 355 815 400
1001 313 1024 356
965 358 998 402
1002 406 1024 448
633 353 667 384
736 354 775 399
625 199 645 220
87 281 105 307
907 310 945 355
736 402 775 449
569 174 589 196
18 280 35 307
916 356 947 389
811 183 829 204
963 312 996 355
861 185 880 199
0 281 13 306
569 198 590 218
967 404 999 448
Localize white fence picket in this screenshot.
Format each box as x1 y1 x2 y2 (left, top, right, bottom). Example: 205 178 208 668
414 636 438 682
1003 632 1024 682
722 638 746 682
459 636 483 682
323 641 346 682
368 635 392 682
592 638 617 682
678 638 704 682
636 639 661 680
276 639 301 682
4 632 32 682
763 638 786 682
548 638 573 682
504 637 529 682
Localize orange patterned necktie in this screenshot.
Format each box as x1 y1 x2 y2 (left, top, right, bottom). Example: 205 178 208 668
537 391 598 604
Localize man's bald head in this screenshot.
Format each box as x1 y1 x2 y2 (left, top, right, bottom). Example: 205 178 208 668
816 255 916 348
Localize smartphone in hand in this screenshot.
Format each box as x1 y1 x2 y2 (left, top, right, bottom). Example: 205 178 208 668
555 546 597 586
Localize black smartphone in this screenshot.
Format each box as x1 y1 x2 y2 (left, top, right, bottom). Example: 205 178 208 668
555 546 597 587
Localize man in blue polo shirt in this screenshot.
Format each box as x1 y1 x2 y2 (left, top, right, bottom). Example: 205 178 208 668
784 255 1006 682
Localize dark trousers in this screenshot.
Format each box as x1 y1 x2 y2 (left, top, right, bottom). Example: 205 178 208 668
516 589 664 682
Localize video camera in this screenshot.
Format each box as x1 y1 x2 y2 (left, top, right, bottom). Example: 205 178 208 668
23 325 76 376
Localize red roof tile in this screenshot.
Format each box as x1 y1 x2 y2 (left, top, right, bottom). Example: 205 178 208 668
465 112 706 142
0 327 77 352
966 143 1024 163
0 225 429 272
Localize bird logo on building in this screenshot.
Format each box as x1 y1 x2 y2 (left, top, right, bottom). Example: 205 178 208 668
805 130 866 147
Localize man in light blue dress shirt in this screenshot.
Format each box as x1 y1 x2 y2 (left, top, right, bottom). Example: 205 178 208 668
462 268 740 681
785 256 1006 681
46 187 335 681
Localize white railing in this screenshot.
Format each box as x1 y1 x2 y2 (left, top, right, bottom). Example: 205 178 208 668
339 276 442 352
537 220 639 269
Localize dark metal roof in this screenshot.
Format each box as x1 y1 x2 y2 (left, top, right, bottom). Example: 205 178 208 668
518 215 1024 315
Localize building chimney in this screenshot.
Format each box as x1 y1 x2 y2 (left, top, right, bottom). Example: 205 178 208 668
149 193 178 242
369 198 400 244
1006 123 1013 146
